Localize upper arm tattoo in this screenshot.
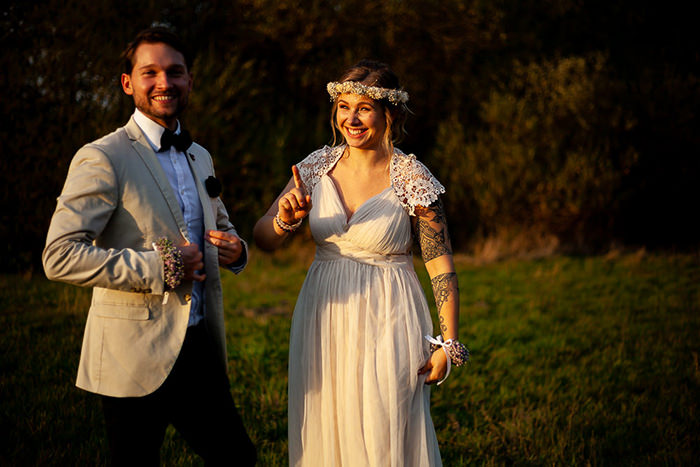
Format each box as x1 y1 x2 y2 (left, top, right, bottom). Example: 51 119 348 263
414 198 452 262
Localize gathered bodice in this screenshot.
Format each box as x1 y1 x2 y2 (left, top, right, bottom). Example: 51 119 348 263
310 175 413 264
296 145 445 265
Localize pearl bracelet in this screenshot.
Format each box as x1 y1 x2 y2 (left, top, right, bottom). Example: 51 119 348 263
275 213 303 233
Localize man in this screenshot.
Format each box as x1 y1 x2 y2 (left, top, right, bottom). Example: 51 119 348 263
43 27 256 465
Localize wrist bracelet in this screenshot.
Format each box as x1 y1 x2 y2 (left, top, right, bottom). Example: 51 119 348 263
153 238 184 291
432 338 470 367
424 335 470 385
275 213 303 233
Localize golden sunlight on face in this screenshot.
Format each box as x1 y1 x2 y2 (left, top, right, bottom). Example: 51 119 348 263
121 42 193 130
336 93 387 151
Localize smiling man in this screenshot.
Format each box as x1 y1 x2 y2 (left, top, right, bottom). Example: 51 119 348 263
43 27 256 465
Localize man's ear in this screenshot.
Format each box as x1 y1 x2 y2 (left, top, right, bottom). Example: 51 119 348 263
121 73 133 95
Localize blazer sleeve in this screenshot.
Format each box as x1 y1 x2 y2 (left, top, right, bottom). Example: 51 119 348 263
42 145 165 294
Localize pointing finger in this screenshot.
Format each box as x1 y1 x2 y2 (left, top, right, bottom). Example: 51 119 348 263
292 165 303 190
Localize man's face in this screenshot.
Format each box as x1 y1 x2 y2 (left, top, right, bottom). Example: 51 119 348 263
121 42 192 130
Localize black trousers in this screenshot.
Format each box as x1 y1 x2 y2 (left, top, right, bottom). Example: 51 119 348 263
101 323 256 466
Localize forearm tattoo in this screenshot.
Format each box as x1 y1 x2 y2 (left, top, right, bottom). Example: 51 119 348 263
431 272 458 334
415 198 452 262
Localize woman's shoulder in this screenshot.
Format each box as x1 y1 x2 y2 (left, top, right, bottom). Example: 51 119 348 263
390 148 445 216
296 145 345 193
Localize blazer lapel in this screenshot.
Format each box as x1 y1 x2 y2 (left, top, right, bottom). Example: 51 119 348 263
185 150 216 231
124 117 189 241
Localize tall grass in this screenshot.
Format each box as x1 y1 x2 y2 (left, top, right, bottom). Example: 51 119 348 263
1 249 698 465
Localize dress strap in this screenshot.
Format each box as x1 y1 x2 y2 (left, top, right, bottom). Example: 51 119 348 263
295 145 345 197
390 149 445 215
296 145 445 215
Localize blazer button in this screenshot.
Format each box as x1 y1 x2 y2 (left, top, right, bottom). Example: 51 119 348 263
184 293 192 302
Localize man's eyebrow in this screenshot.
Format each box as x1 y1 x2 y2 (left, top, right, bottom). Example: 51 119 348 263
135 63 187 70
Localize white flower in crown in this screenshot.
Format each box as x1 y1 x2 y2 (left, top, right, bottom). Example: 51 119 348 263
327 81 409 105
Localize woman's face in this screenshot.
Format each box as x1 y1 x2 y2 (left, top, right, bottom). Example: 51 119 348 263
336 92 387 151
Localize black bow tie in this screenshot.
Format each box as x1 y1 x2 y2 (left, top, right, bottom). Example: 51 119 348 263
159 129 192 152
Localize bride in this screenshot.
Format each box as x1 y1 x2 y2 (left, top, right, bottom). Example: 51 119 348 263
254 59 468 466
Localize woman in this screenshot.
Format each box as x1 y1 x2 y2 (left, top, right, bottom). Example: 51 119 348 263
254 60 468 466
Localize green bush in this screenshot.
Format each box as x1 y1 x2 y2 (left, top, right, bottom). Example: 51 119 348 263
434 54 639 246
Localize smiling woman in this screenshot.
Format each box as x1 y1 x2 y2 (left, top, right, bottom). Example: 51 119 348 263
335 94 387 152
254 60 468 466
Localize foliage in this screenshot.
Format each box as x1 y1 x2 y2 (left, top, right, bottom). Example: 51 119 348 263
435 53 635 245
1 0 698 272
2 250 699 464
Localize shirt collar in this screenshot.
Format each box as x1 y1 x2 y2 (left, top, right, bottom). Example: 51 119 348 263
132 108 181 152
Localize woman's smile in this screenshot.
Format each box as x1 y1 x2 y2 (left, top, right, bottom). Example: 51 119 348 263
345 126 368 137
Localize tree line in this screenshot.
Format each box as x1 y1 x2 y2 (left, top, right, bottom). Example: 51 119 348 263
2 0 697 272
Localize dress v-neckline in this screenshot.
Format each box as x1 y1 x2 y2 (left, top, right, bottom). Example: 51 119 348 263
323 175 392 223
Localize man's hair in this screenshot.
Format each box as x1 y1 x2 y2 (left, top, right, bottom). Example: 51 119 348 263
121 27 193 74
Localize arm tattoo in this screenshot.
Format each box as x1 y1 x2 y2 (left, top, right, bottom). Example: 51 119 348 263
431 272 458 326
415 198 452 262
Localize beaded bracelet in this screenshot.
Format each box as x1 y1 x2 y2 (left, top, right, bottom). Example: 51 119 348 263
424 335 470 385
275 213 303 233
431 338 470 367
153 238 184 291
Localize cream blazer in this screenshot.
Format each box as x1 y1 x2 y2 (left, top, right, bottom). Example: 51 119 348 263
43 117 246 398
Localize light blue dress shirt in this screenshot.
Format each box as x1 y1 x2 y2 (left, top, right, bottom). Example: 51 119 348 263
133 109 206 326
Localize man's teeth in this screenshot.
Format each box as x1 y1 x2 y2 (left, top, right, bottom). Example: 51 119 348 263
153 95 174 102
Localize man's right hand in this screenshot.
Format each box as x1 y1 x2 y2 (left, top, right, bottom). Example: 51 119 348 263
178 243 206 282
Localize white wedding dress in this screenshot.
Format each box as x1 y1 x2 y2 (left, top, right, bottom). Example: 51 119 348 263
288 145 445 467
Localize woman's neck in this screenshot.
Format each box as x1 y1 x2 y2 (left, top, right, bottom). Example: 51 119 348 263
343 145 392 171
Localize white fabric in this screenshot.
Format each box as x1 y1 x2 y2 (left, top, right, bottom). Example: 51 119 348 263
288 147 443 466
297 145 445 216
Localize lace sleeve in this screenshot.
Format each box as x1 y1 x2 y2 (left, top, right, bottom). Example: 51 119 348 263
390 149 446 216
295 145 345 197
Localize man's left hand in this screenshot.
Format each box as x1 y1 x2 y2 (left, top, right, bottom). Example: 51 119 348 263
205 230 243 266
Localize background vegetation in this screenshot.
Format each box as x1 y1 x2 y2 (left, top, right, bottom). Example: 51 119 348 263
2 249 698 464
2 0 698 273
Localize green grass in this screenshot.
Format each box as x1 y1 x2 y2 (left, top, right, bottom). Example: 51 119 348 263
1 249 699 465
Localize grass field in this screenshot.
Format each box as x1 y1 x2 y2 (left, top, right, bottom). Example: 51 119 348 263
1 248 699 465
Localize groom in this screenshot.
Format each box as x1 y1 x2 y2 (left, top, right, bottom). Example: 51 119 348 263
43 27 256 465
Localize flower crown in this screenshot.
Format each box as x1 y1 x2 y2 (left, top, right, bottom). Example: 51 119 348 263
326 81 409 105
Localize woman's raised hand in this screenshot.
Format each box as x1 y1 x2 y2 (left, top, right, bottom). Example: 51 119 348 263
278 165 312 223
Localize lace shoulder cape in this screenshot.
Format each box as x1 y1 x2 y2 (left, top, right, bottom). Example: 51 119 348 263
296 145 445 215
